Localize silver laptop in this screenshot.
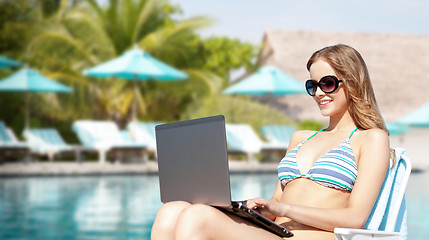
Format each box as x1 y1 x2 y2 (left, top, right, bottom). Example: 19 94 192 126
155 115 293 238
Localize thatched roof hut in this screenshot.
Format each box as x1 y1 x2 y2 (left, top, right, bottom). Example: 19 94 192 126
258 30 429 123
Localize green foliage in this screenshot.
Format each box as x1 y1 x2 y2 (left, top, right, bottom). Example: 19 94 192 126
144 70 224 122
22 0 261 127
0 0 36 56
22 0 215 126
181 94 297 136
0 0 65 56
0 0 302 146
298 120 324 131
195 36 260 83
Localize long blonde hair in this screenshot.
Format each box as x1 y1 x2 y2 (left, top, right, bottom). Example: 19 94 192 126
307 44 395 161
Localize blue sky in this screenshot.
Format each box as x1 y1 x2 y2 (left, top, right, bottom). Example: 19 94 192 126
170 0 429 44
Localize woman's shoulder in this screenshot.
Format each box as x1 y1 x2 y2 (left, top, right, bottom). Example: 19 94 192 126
353 128 390 150
285 130 316 154
350 128 390 167
289 130 318 145
356 128 389 142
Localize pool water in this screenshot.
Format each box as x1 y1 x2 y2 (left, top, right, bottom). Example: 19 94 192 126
0 172 427 239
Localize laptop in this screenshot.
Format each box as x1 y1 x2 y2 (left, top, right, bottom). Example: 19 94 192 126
155 115 293 238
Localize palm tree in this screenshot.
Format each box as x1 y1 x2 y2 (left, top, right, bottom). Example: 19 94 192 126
26 0 222 126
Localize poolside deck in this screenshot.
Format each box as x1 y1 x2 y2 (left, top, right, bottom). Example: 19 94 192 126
1 150 427 177
0 161 279 177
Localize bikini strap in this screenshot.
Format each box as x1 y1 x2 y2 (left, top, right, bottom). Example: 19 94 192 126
348 127 360 139
305 127 358 142
306 128 326 141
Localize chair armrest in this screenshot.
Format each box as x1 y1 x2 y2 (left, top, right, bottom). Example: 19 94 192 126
334 228 400 240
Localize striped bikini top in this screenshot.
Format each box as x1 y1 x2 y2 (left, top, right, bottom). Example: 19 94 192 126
278 127 359 192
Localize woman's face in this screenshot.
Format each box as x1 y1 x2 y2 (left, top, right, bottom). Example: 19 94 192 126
308 60 349 117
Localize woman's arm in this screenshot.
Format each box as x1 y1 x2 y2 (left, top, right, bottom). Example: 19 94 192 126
263 180 283 220
250 129 390 231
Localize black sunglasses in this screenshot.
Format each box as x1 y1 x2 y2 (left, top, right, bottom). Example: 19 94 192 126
305 75 343 96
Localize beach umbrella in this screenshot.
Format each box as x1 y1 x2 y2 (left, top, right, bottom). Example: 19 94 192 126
386 122 410 136
0 67 73 129
0 56 22 68
82 46 188 120
223 65 306 123
396 102 429 128
223 65 306 96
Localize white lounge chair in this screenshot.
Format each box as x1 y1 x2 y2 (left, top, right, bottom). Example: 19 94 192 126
120 130 134 144
260 125 296 150
259 125 296 162
127 122 162 160
334 147 411 240
72 120 147 163
225 123 263 162
0 121 30 163
22 128 90 162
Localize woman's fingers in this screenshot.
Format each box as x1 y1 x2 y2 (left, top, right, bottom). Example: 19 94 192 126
247 198 269 210
247 198 287 219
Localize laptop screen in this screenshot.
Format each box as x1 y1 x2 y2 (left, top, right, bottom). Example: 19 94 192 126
155 115 232 206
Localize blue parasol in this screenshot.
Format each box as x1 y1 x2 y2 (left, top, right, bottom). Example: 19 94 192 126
0 67 72 128
0 56 22 68
396 102 429 128
223 65 306 124
223 65 306 96
386 122 410 136
82 46 187 120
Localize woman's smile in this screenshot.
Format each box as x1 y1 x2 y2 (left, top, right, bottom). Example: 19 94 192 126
318 99 333 107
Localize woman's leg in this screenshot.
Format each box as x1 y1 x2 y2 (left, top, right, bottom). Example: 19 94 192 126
152 202 334 240
151 201 191 240
174 204 282 240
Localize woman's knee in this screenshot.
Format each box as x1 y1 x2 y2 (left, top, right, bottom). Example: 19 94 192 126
154 201 191 226
175 204 219 239
151 201 191 238
158 201 191 218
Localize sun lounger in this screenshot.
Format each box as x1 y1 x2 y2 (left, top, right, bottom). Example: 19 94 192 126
22 128 91 162
259 125 296 162
260 125 296 150
72 120 147 163
127 122 161 160
120 130 134 144
0 121 31 163
334 148 411 240
225 123 263 161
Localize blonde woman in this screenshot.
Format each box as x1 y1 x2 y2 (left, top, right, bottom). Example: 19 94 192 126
151 44 391 240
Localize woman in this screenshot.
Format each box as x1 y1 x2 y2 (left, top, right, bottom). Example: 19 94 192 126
151 44 391 240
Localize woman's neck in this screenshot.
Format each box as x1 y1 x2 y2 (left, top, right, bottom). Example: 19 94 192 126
327 110 357 133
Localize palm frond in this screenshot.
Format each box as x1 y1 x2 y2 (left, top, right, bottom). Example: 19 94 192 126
27 26 99 65
45 71 89 86
140 16 212 51
83 0 104 20
184 69 223 96
65 9 117 60
131 0 157 43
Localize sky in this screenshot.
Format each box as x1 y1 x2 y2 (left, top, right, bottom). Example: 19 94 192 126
170 0 429 44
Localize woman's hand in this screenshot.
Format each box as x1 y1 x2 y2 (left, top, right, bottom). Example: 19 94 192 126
246 198 289 218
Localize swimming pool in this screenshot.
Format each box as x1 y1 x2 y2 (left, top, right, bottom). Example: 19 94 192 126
0 172 427 239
